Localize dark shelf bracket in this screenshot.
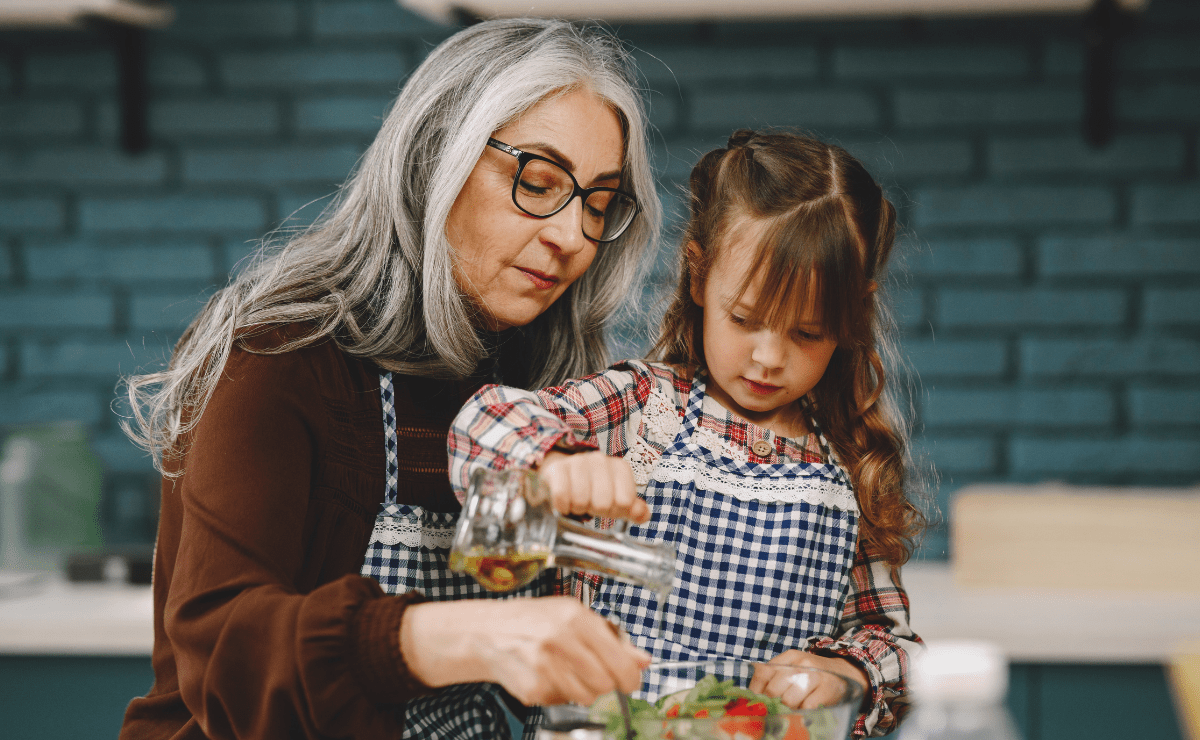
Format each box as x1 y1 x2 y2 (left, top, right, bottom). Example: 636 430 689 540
1083 0 1128 150
108 21 149 155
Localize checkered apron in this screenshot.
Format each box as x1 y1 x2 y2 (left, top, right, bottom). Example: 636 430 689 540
361 371 553 740
594 373 859 699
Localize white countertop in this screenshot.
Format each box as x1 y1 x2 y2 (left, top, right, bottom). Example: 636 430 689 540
2 564 1198 661
0 572 154 656
903 562 1200 664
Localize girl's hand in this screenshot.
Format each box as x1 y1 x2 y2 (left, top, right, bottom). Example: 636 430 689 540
538 450 650 524
749 650 870 710
400 597 651 707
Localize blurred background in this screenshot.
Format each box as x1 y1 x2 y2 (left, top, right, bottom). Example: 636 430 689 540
0 0 1197 738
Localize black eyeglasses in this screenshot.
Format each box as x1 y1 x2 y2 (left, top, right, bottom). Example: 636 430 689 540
486 138 639 244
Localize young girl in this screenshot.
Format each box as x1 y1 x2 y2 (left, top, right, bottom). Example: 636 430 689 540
448 130 925 737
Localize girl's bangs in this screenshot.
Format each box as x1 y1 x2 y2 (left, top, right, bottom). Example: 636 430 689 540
738 197 867 343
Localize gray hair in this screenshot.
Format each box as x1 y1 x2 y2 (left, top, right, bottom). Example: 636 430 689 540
121 18 661 472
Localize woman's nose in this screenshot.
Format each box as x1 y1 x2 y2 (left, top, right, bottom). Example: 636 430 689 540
542 196 590 256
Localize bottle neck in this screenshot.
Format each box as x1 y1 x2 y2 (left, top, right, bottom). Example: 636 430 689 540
549 518 675 594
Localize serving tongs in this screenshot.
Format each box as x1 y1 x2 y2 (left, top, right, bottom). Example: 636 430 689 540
615 690 637 740
605 616 638 740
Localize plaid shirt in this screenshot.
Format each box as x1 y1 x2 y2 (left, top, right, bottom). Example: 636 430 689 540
448 360 920 737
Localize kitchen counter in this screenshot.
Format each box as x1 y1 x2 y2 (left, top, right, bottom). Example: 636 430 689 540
3 563 1199 661
902 561 1200 662
0 571 153 655
0 564 1191 740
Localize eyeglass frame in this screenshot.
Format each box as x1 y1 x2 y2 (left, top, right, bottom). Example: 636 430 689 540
485 137 640 244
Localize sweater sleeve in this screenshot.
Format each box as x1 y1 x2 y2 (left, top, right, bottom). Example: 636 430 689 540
808 544 923 737
164 344 432 740
447 360 661 502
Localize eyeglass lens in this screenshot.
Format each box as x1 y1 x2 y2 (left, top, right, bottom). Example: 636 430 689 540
516 159 637 242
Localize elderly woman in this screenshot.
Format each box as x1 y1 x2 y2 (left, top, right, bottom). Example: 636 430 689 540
118 19 660 740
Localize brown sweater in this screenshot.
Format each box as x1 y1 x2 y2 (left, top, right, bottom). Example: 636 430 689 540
120 331 485 740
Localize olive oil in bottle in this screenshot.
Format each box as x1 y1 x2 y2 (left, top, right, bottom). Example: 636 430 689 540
450 469 675 601
448 548 549 592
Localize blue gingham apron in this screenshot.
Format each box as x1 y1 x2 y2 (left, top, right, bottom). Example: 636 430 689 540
361 371 553 740
594 373 859 698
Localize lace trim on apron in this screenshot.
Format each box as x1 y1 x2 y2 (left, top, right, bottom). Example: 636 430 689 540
627 377 854 508
693 426 749 464
367 504 457 550
653 454 859 511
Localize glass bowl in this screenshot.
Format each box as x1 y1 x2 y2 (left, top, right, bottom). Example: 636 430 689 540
576 659 864 740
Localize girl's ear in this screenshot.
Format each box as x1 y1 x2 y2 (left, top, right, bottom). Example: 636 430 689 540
687 241 706 306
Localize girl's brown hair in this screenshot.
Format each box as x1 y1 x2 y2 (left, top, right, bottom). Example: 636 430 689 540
652 129 925 567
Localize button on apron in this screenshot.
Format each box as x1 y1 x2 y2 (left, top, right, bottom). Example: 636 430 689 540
751 439 773 457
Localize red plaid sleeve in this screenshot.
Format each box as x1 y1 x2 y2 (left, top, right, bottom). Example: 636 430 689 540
809 543 923 737
447 360 664 502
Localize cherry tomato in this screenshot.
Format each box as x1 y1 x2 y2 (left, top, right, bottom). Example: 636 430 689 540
717 717 765 740
780 716 810 740
724 697 768 716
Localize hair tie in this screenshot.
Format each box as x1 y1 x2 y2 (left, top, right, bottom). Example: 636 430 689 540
726 129 756 148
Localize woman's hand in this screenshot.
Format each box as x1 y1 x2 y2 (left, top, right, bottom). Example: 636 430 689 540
400 596 651 707
538 450 650 524
749 650 870 710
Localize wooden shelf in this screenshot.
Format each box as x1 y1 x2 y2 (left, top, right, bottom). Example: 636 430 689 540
399 0 1148 24
0 0 173 29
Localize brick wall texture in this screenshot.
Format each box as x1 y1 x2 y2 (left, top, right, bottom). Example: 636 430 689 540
2 0 1198 554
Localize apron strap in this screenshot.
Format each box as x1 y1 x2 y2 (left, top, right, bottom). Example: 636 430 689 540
380 370 398 506
676 371 707 443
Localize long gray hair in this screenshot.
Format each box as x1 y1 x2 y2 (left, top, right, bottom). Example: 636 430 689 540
121 18 661 472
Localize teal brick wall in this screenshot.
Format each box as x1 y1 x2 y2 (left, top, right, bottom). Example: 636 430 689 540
1 0 1198 554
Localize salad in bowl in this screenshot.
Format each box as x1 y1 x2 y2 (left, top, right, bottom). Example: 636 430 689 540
585 660 863 740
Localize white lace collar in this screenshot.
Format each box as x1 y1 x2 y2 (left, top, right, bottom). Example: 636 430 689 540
626 375 857 511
